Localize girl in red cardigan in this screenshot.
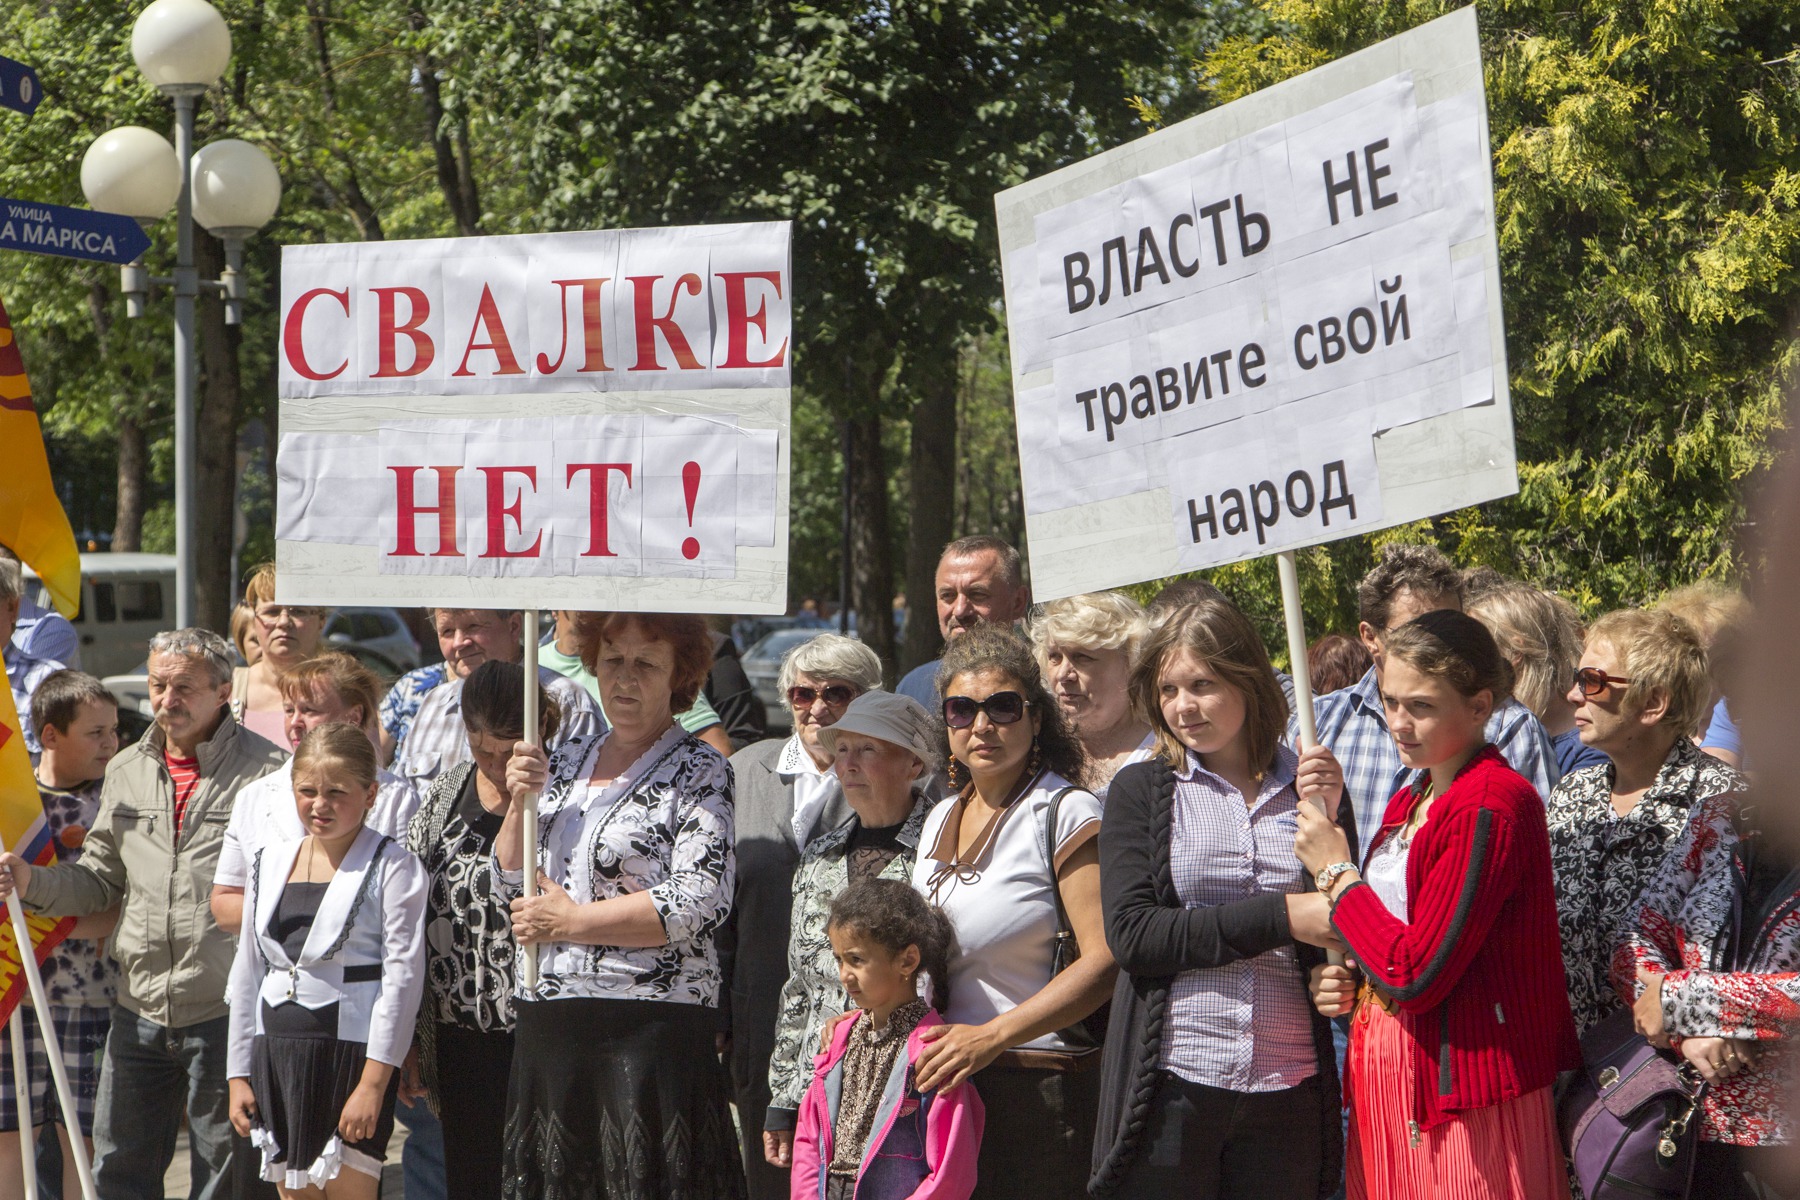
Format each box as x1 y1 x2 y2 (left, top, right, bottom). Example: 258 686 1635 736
1295 609 1580 1200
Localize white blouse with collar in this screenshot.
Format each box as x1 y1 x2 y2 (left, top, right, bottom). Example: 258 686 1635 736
496 725 736 1007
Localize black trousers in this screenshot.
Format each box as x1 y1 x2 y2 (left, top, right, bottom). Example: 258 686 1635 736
1693 1143 1798 1200
436 1022 515 1200
971 1060 1100 1200
1112 1071 1322 1200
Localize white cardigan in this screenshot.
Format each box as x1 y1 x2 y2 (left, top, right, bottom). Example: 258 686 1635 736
226 825 428 1079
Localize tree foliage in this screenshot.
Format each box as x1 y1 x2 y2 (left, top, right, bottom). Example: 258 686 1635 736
1172 0 1799 641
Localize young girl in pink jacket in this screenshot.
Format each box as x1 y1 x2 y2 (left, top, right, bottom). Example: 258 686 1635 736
792 879 984 1200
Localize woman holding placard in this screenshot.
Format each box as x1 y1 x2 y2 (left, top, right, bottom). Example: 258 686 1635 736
1296 610 1579 1200
1090 598 1352 1200
498 612 742 1200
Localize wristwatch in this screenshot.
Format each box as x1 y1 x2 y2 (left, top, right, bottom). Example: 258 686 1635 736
1314 861 1358 895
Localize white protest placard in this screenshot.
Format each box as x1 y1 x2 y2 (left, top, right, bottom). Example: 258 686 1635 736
273 221 791 613
996 8 1515 600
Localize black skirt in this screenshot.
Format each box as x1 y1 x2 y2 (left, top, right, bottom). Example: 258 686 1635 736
502 996 745 1200
249 1030 398 1189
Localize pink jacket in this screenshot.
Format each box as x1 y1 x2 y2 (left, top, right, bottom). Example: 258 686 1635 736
791 1008 984 1200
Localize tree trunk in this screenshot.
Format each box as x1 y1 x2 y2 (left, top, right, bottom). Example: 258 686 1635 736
846 415 897 683
112 415 145 553
193 232 243 633
900 363 957 674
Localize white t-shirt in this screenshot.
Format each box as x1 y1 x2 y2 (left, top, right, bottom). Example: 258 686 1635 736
911 770 1101 1051
215 759 425 889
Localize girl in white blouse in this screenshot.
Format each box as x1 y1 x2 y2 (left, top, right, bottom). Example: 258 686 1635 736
225 723 428 1197
498 612 743 1200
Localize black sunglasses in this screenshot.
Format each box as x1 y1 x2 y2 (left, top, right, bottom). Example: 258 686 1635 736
1573 667 1631 698
943 691 1031 730
789 684 858 708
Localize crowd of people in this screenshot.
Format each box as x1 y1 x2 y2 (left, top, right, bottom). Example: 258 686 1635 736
0 530 1788 1200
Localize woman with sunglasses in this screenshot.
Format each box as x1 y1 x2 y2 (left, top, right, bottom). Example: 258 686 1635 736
911 625 1114 1200
1547 607 1745 1035
233 563 328 749
1090 599 1352 1200
760 692 941 1173
725 633 883 1200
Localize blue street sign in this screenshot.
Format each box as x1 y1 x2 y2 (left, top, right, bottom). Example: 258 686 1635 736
0 56 40 116
0 199 150 265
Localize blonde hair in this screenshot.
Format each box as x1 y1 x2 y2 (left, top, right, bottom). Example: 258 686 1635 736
1028 592 1149 677
1132 599 1287 777
1467 583 1584 719
1586 608 1711 736
229 604 259 662
1656 583 1749 649
243 563 278 609
292 722 379 792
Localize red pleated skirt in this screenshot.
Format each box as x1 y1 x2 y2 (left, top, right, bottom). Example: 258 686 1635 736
1346 999 1571 1200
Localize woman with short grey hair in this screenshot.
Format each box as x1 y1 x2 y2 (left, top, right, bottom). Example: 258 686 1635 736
724 633 884 1200
759 691 940 1171
1029 591 1153 800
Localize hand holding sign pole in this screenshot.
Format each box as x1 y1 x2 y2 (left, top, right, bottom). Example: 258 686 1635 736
1278 550 1344 966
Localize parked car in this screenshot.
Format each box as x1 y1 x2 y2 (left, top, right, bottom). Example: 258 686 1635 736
742 627 858 735
23 553 177 679
323 606 421 672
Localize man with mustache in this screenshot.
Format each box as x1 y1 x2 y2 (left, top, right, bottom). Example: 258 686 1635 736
895 537 1033 708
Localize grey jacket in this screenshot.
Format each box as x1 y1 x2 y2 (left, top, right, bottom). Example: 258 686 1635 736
721 737 849 1116
25 715 286 1028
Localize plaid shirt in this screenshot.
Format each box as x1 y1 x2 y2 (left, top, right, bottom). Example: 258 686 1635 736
1162 745 1318 1092
393 666 604 786
1294 666 1558 860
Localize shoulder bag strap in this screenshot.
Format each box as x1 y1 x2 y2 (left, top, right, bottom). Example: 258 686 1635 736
1041 786 1078 968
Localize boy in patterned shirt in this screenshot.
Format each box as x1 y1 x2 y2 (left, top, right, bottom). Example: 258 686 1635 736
16 670 121 1193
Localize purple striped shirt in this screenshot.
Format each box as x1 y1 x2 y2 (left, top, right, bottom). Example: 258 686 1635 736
1161 744 1318 1092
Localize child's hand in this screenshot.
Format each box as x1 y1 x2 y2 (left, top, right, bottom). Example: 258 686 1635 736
338 1081 386 1145
762 1129 793 1168
228 1078 258 1139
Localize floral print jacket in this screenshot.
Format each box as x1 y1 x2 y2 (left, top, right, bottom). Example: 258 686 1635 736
1613 790 1800 1145
765 794 931 1129
1549 740 1744 1034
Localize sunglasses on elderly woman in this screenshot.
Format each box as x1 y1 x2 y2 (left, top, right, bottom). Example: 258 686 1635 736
789 684 858 708
942 691 1031 730
1573 667 1631 698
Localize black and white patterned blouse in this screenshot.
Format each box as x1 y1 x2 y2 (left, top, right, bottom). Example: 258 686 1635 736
1547 738 1745 1034
416 769 516 1032
496 726 735 1007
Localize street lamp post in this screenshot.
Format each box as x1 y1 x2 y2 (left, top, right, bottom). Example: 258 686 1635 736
79 0 279 629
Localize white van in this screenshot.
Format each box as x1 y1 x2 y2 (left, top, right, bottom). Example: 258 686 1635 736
23 553 178 679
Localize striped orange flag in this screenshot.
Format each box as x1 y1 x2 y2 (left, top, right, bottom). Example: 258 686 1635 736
0 291 82 1023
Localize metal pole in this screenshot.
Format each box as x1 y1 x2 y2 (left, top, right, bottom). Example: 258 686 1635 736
520 611 541 991
6 896 96 1200
171 91 199 629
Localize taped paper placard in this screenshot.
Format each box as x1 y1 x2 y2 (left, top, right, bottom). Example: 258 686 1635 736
275 221 791 613
996 9 1518 595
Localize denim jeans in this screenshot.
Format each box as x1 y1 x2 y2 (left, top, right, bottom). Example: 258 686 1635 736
91 1006 233 1200
396 1094 447 1200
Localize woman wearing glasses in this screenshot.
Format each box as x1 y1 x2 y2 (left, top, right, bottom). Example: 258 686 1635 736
911 625 1114 1200
234 563 328 749
1547 607 1745 1034
761 692 941 1170
724 633 882 1200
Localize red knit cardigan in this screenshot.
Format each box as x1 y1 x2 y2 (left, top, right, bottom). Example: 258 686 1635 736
1330 745 1581 1130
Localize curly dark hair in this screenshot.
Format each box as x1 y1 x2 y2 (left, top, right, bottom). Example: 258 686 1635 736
933 624 1088 787
827 878 956 1010
1357 543 1463 632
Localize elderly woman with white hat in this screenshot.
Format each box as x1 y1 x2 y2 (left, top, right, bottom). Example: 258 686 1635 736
759 691 942 1169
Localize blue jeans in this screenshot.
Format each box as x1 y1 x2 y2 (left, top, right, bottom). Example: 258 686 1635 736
91 1006 233 1200
396 1095 447 1200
